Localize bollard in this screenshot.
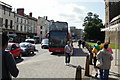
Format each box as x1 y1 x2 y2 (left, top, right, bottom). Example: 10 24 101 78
85 54 90 76
75 65 82 80
89 52 93 65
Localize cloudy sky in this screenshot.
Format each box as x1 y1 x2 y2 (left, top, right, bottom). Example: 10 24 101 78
3 0 105 29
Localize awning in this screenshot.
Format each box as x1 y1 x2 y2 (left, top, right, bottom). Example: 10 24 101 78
7 34 17 37
101 23 120 31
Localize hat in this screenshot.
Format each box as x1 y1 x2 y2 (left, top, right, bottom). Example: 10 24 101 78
104 42 109 45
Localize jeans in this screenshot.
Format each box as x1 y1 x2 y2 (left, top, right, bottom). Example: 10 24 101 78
99 69 109 80
65 53 71 63
93 56 97 67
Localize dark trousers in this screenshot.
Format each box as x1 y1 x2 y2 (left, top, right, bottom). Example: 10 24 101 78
93 56 97 67
65 53 71 63
99 69 109 80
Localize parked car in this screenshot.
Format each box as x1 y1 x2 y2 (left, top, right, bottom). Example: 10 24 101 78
5 43 23 59
25 39 36 50
41 39 49 49
19 42 34 55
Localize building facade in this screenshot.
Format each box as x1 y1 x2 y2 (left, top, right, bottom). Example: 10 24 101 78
104 0 120 44
0 1 15 34
70 26 83 40
37 16 51 42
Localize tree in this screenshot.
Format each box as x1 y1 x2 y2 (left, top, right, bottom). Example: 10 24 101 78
83 12 105 42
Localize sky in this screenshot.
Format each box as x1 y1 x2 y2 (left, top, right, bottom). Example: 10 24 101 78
2 0 105 29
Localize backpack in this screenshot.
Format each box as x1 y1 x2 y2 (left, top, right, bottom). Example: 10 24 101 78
93 44 101 51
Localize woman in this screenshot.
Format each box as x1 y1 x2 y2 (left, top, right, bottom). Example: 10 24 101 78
97 44 113 80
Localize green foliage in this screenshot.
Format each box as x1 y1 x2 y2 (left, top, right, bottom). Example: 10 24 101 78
86 41 119 49
83 12 105 42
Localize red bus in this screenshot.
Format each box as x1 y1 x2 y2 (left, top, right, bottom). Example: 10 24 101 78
48 21 70 52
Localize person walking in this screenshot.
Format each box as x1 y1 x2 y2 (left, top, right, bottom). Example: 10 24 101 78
78 39 82 48
64 41 72 66
82 40 85 48
97 44 113 80
92 40 103 77
1 32 19 80
104 42 113 54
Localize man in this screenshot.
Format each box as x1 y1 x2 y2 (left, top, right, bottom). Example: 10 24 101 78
1 32 19 80
78 39 82 48
97 44 113 80
92 40 103 77
64 41 72 66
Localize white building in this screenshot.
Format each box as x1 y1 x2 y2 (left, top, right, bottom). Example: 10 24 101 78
13 8 37 42
0 1 15 34
37 16 51 42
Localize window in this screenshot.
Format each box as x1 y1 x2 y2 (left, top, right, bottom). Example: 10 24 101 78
10 20 13 29
5 19 8 28
21 18 22 23
0 18 3 27
16 25 18 30
17 18 18 22
21 26 22 31
24 26 26 31
3 7 5 14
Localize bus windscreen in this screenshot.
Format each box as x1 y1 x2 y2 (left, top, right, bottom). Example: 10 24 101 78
49 31 67 48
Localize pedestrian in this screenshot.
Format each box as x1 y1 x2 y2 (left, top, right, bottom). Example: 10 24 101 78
97 44 113 80
64 41 72 66
104 42 113 54
1 32 19 80
78 39 82 48
92 40 103 77
82 40 85 48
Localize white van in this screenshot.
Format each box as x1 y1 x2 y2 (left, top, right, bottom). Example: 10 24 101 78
25 39 36 50
41 39 49 49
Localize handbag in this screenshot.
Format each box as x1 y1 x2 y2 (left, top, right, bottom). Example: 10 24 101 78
96 51 103 68
96 60 103 68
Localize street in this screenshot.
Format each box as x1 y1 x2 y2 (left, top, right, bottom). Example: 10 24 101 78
15 42 88 78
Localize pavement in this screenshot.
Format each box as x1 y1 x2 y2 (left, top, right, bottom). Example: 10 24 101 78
82 45 120 80
14 43 120 80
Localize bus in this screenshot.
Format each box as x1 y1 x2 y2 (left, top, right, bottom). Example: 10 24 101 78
48 21 70 53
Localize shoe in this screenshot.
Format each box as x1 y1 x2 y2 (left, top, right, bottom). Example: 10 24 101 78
65 63 68 66
95 73 98 77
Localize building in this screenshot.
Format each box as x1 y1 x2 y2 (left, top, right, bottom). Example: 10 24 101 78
37 16 51 42
14 8 28 42
70 26 83 40
14 8 37 42
0 1 15 34
104 0 120 44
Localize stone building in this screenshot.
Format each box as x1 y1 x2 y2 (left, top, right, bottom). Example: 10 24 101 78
37 16 52 42
0 1 15 34
104 0 120 45
0 1 38 43
14 8 37 42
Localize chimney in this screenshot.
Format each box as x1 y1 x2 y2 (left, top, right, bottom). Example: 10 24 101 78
45 16 48 20
17 8 24 16
29 12 32 17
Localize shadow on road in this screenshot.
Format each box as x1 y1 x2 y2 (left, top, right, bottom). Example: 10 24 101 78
51 48 88 57
109 71 120 79
22 53 36 57
15 58 24 64
72 48 88 57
